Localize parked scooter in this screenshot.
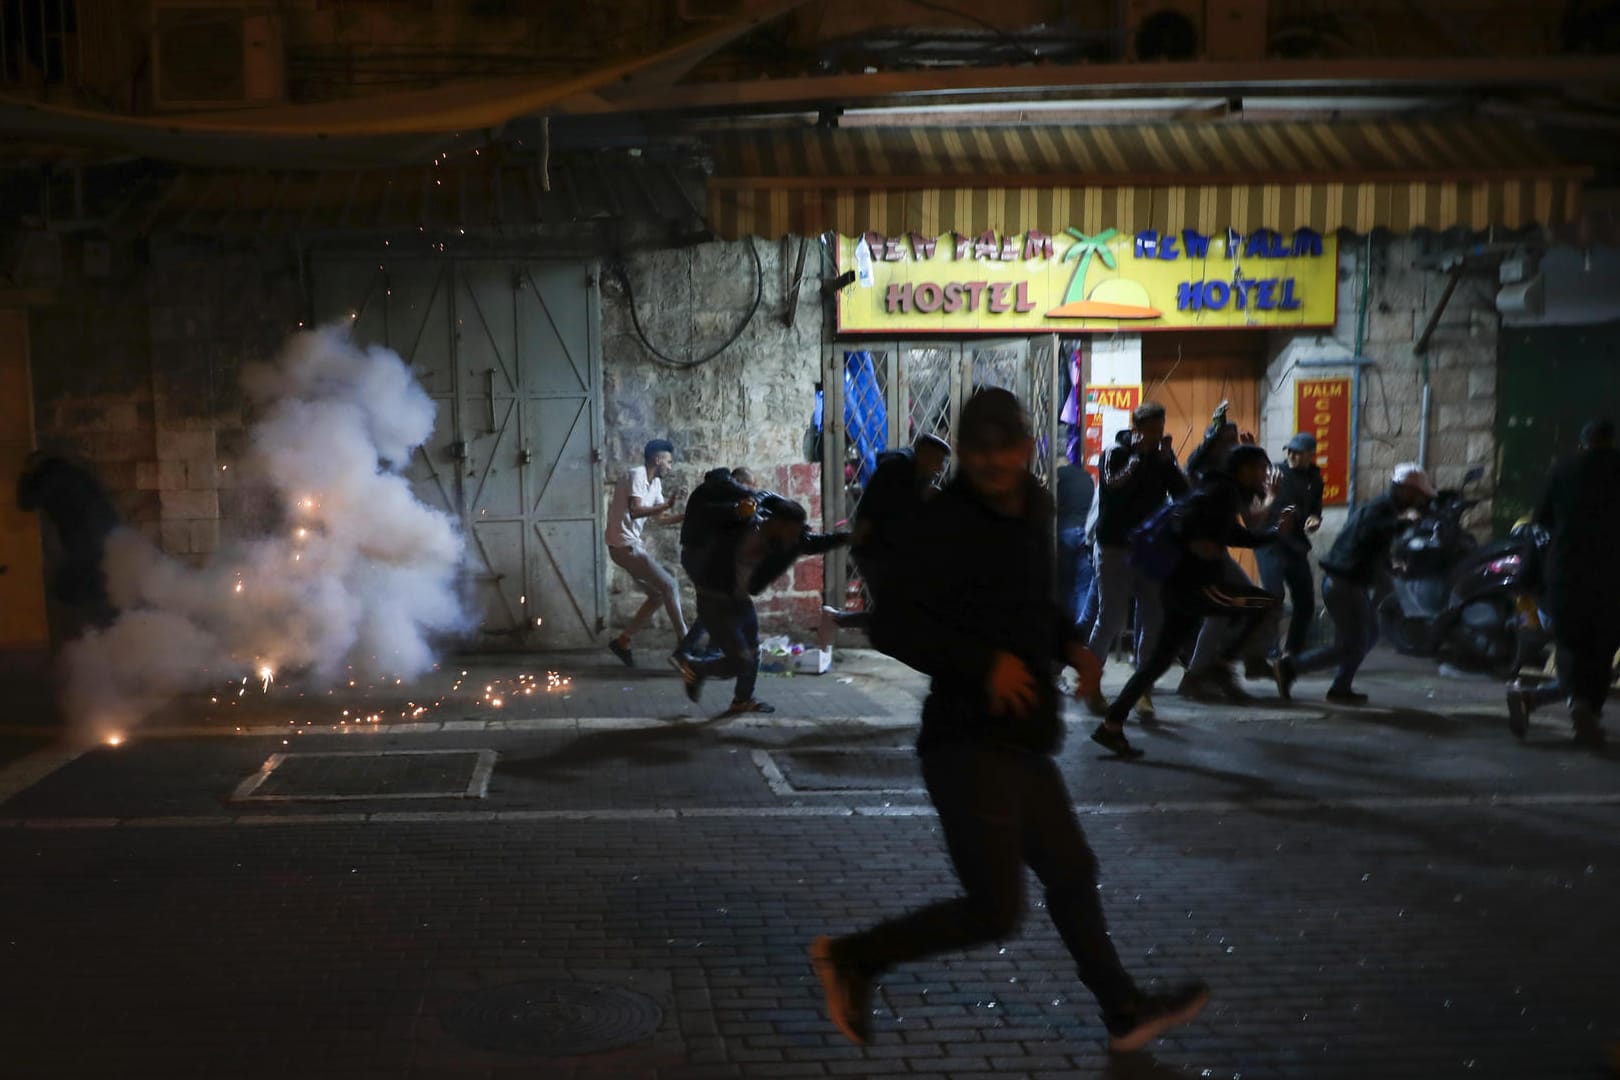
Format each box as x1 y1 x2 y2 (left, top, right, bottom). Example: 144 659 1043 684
1377 467 1534 676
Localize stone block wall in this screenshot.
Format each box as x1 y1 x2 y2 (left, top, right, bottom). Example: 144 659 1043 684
1261 233 1501 546
599 237 828 639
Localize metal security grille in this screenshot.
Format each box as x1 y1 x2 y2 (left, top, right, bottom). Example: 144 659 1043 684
821 337 1061 615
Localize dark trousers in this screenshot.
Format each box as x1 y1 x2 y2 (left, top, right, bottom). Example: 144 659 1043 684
692 590 760 703
837 740 1136 1017
1105 569 1279 727
1295 574 1378 690
1552 597 1620 716
1256 544 1316 657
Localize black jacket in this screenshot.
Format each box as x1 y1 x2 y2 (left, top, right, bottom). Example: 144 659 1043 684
851 447 921 562
744 522 849 596
1266 463 1324 552
878 474 1079 757
1055 463 1095 530
1094 433 1189 547
1168 471 1274 586
680 470 757 592
1317 493 1402 584
1535 445 1620 608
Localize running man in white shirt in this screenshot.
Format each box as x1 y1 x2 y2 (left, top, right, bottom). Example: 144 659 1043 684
605 439 688 666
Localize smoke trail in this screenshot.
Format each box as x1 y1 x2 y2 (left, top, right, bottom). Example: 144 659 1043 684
62 326 471 741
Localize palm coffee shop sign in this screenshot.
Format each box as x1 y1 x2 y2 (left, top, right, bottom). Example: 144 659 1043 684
836 227 1338 333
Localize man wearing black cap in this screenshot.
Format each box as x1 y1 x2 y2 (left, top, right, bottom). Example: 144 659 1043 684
1524 419 1620 748
1095 444 1288 757
1257 432 1325 672
810 388 1209 1054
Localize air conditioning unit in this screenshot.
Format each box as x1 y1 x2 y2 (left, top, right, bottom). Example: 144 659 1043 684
150 2 284 110
1127 0 1267 62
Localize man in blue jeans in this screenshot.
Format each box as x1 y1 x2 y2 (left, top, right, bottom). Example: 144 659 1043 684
1257 432 1325 690
810 389 1207 1053
1277 463 1433 704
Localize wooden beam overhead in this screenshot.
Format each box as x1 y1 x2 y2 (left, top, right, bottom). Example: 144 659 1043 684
593 56 1620 115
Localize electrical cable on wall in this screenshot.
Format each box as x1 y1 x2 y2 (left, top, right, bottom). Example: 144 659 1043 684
610 236 763 369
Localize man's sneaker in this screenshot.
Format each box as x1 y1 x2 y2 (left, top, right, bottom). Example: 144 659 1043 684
810 936 871 1045
669 655 702 703
723 698 776 717
1572 703 1606 749
1205 666 1253 704
1505 686 1531 739
1272 656 1298 702
1106 983 1211 1053
608 639 634 667
1090 723 1145 759
1326 686 1369 706
1134 693 1157 721
1177 672 1222 704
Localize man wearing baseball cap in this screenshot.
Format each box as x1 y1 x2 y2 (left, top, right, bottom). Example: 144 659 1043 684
813 388 1209 1054
1257 432 1325 688
1277 462 1434 703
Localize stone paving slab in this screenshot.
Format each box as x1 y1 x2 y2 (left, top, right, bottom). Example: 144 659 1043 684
0 805 1615 1079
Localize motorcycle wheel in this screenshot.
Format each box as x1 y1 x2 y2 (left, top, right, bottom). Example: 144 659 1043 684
1377 595 1429 656
1451 595 1521 679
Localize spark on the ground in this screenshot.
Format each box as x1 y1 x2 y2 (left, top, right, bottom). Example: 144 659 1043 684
105 733 123 747
258 665 275 693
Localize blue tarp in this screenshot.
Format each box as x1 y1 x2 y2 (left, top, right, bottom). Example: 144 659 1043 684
843 351 887 488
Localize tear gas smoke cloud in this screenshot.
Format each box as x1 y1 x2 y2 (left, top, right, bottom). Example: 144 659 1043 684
62 326 471 739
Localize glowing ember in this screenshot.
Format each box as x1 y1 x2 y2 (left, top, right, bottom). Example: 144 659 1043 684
491 697 504 708
105 734 123 747
233 581 244 594
258 665 275 692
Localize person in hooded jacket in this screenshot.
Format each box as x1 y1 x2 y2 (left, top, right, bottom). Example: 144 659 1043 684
1095 445 1289 758
675 490 847 716
808 388 1208 1054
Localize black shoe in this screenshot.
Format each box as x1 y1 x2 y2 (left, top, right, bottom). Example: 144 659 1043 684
1205 666 1253 704
1177 673 1224 704
1326 686 1369 706
1572 703 1606 749
1506 687 1531 739
1244 657 1271 681
608 639 634 667
1106 982 1211 1053
1272 656 1298 702
1090 723 1145 759
723 698 775 717
669 654 703 703
810 936 871 1045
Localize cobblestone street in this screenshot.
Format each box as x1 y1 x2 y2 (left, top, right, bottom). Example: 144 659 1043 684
1 651 1616 1079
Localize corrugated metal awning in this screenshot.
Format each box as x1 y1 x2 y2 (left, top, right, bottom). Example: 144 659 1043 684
704 120 1589 238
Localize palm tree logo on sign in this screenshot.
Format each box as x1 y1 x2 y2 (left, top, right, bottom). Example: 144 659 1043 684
1047 228 1161 320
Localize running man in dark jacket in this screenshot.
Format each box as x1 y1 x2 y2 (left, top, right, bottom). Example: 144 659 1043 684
1527 419 1620 748
810 388 1209 1054
1276 463 1432 704
16 453 119 625
1096 445 1287 757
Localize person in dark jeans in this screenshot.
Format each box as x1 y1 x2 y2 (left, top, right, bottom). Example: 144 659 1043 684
1277 463 1434 704
676 493 847 716
1056 439 1097 627
826 434 950 632
1256 432 1325 681
1095 445 1287 757
1519 419 1620 748
810 388 1208 1053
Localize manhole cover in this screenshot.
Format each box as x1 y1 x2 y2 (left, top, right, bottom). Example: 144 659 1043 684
440 979 663 1056
231 750 496 801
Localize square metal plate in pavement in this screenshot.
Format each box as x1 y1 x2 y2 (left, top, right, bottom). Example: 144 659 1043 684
231 750 497 802
767 749 922 793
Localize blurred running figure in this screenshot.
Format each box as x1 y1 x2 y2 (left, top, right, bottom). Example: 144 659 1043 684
1275 463 1433 705
605 439 686 666
811 389 1208 1053
1524 419 1620 748
1093 445 1286 758
1083 402 1188 716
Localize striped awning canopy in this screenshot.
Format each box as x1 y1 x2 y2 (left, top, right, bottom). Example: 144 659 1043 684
704 120 1588 239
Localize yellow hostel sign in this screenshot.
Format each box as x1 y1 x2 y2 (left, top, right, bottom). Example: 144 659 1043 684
836 228 1338 334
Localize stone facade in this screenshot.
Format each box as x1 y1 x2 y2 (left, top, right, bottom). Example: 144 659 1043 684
26 233 831 644
1260 233 1500 545
599 238 829 638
